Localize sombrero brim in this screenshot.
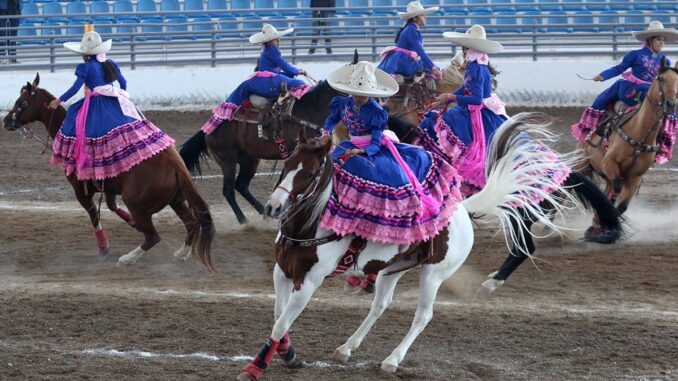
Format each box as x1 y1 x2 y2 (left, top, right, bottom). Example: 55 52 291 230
63 39 112 55
328 66 399 98
397 6 439 20
632 29 678 43
249 28 294 44
442 32 503 54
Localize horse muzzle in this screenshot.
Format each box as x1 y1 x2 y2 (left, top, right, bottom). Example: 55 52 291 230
2 114 20 131
662 98 677 116
264 199 286 219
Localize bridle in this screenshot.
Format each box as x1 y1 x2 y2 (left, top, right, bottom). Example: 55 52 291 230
274 156 328 206
7 87 55 153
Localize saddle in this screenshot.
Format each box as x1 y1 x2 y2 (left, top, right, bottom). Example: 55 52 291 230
587 97 641 148
233 82 296 142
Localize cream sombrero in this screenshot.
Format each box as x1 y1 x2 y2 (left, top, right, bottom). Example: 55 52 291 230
442 25 503 54
632 21 678 44
398 1 439 20
328 61 399 98
63 31 112 55
249 23 294 44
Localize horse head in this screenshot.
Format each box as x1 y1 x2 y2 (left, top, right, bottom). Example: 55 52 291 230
265 127 332 220
3 73 56 132
654 58 678 115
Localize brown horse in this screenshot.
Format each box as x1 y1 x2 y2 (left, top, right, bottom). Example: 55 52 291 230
2 74 215 271
578 61 678 215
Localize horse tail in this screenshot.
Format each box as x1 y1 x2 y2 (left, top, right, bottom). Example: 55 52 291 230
462 112 584 255
179 130 209 176
564 171 624 240
170 149 217 273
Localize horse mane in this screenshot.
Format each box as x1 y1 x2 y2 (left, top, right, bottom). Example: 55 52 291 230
441 61 464 88
658 66 678 76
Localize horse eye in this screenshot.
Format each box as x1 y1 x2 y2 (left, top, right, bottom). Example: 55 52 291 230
21 101 28 107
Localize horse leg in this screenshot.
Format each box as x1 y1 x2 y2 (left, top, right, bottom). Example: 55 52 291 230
480 218 534 295
235 153 265 215
117 211 160 266
615 176 641 215
105 193 136 229
219 155 249 225
333 268 408 363
238 276 322 381
168 196 198 262
272 264 298 367
73 181 110 257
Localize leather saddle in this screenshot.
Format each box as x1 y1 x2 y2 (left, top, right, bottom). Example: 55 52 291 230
587 96 641 148
233 82 296 140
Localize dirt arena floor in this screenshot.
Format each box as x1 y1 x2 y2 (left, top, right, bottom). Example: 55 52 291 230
1 108 677 380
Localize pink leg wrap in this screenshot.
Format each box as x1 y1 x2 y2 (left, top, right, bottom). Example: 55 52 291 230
94 229 110 256
242 337 280 381
115 208 136 228
360 274 377 290
276 332 296 363
346 276 361 287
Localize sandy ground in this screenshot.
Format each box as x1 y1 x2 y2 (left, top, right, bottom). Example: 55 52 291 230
1 108 677 381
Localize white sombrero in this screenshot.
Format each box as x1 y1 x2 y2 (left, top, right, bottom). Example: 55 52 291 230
249 23 294 44
398 1 439 20
442 25 503 54
328 61 399 98
632 21 678 43
63 31 112 55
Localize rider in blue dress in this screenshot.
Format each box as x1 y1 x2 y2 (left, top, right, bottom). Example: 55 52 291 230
571 21 677 145
202 24 312 134
48 31 173 181
377 1 441 80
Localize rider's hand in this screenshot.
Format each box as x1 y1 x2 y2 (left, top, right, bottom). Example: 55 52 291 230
432 67 442 80
48 99 61 110
347 148 364 157
320 134 331 145
298 69 307 76
432 93 455 108
593 75 604 82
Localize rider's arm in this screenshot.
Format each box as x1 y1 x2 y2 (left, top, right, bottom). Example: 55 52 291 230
599 50 636 81
406 28 437 72
364 106 387 156
455 65 483 106
322 96 344 135
272 48 301 77
58 63 88 102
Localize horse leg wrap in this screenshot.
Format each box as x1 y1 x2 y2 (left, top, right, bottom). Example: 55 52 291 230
276 332 297 365
346 276 361 287
115 208 136 228
241 337 280 381
360 274 377 293
94 229 110 256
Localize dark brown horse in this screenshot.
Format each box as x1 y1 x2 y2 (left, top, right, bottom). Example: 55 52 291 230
179 53 359 225
3 74 215 271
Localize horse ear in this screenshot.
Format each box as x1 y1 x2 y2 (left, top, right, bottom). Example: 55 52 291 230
297 125 308 144
320 134 332 155
352 49 359 65
25 81 32 91
33 72 40 88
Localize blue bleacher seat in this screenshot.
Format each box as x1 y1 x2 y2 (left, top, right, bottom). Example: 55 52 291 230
610 1 632 10
218 16 238 38
426 14 445 33
41 21 63 39
653 10 672 25
395 0 409 6
348 0 372 14
206 0 229 17
445 10 468 27
515 0 539 12
139 18 163 40
491 0 516 11
192 16 216 39
160 0 183 18
343 17 368 35
572 10 598 32
623 10 646 31
267 17 291 29
372 17 392 34
165 16 189 39
17 25 41 46
67 21 89 37
294 14 314 36
562 0 586 11
42 3 68 23
92 19 114 35
496 11 522 33
546 11 572 32
470 11 494 32
521 10 542 30
373 0 394 14
443 0 464 7
66 2 88 22
584 0 607 11
538 0 562 11
253 0 277 16
630 0 656 11
113 0 138 22
241 16 261 36
20 3 42 23
657 3 677 11
184 0 206 17
231 0 253 16
278 0 302 16
90 1 114 22
335 0 350 15
468 0 492 13
115 21 137 41
137 0 159 18
599 10 622 31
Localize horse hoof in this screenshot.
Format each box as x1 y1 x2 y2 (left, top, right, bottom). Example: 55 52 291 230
487 270 498 278
332 349 350 363
281 353 300 367
116 259 135 267
236 372 256 381
477 279 504 296
98 247 111 257
584 226 622 244
381 362 398 373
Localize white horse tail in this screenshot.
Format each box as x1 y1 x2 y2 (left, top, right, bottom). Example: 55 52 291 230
462 112 584 255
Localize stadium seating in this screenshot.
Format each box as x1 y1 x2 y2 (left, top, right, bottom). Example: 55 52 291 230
66 2 88 23
623 10 647 31
184 0 206 17
546 11 572 32
160 0 183 19
468 0 492 13
231 0 254 16
278 0 303 16
599 10 623 32
253 0 277 16
206 0 230 18
496 11 522 33
192 16 216 39
114 0 139 22
42 2 68 24
572 10 599 32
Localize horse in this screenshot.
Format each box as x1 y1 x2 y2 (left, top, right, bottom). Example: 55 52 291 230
236 114 585 381
386 113 623 294
577 61 678 215
2 74 215 270
179 58 355 225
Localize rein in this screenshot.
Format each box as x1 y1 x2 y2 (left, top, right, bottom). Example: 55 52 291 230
11 89 56 154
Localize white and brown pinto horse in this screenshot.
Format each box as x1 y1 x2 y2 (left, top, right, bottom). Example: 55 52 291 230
579 61 678 215
236 115 581 380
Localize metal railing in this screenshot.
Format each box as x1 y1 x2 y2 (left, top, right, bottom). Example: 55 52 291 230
0 4 676 72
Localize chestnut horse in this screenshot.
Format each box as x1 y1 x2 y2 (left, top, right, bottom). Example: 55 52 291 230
2 74 215 270
578 61 678 215
236 115 582 380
